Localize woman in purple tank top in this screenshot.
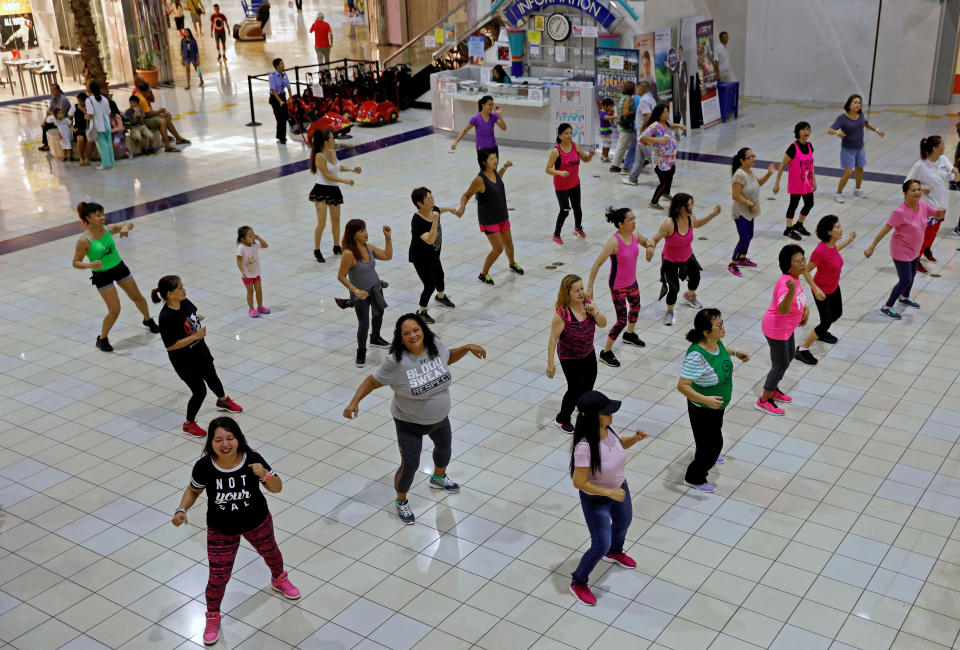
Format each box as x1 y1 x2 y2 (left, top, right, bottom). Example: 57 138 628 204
547 275 608 433
451 95 506 166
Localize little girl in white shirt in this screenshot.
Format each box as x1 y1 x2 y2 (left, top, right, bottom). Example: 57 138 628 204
236 226 270 317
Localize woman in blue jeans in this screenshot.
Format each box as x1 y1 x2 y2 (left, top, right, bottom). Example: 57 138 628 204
569 390 648 606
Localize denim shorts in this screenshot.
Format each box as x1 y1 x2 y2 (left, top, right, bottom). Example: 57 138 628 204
840 145 866 169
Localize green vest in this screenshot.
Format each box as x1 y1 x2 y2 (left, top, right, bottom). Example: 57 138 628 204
687 340 733 410
85 231 122 271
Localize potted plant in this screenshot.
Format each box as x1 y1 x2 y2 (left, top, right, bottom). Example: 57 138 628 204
129 34 163 88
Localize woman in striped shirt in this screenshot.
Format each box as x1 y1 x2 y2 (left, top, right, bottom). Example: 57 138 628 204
676 308 750 493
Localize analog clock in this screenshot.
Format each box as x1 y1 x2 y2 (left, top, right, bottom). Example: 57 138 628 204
545 13 571 43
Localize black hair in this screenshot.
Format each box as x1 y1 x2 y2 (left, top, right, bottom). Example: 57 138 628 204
411 187 431 207
902 178 921 193
600 97 614 108
920 135 942 159
491 65 507 82
686 308 723 344
272 58 283 69
477 147 498 171
778 244 804 274
237 225 253 244
843 94 862 113
569 410 602 477
129 95 139 103
151 275 181 304
641 103 669 132
815 215 839 242
555 122 572 143
389 313 440 361
605 206 631 228
203 417 253 459
731 147 751 175
668 193 694 233
794 121 810 140
309 129 334 174
76 91 87 102
477 94 494 112
77 201 105 224
89 81 102 101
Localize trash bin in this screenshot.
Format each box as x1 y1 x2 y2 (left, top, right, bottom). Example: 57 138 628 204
718 81 739 122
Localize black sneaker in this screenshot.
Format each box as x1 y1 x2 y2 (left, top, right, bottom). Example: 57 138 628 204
478 273 494 285
435 295 456 308
418 310 435 324
369 335 390 348
428 474 460 494
819 332 838 344
608 165 621 172
96 336 113 352
396 499 415 525
784 227 802 241
794 223 811 236
555 420 575 433
143 318 160 333
333 245 342 256
355 349 365 367
795 348 818 365
314 249 325 263
598 350 620 367
509 263 524 275
622 332 646 347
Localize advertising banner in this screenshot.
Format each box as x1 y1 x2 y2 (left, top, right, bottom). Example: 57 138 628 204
504 0 616 31
467 35 484 64
695 19 721 126
653 27 672 105
594 47 639 108
0 11 34 53
633 32 654 93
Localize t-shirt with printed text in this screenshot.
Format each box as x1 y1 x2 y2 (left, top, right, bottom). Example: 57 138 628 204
373 339 452 425
191 451 271 534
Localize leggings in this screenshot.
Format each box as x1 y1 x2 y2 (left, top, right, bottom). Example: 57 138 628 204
786 193 814 222
354 296 384 350
609 282 641 340
413 255 445 308
206 513 284 613
662 259 700 306
814 287 842 338
174 357 226 422
394 417 452 493
652 166 675 204
554 185 583 236
886 258 919 308
557 352 597 426
732 216 754 260
763 334 795 393
685 401 724 485
571 482 632 586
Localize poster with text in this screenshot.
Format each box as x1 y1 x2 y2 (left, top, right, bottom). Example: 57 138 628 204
467 35 484 64
0 11 36 53
653 27 672 105
633 32 655 93
695 19 721 126
594 47 639 109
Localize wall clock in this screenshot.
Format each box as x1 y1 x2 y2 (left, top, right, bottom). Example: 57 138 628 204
545 13 571 43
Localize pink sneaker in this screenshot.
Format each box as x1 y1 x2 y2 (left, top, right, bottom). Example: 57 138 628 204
552 234 563 245
203 611 220 645
573 227 586 238
772 389 792 402
249 309 259 318
569 583 597 606
257 306 271 314
271 571 300 599
728 263 742 277
739 258 758 268
602 552 637 568
755 398 785 416
215 397 243 413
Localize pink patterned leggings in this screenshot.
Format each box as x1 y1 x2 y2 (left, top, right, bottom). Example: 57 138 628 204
206 513 284 613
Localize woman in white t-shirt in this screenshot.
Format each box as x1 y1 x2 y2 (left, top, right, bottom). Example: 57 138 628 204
236 226 270 318
83 82 113 170
904 135 959 272
569 390 648 606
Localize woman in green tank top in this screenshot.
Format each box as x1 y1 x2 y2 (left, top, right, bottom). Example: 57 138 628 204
71 201 159 352
676 308 751 493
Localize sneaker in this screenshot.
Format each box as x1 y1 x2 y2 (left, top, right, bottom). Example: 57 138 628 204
509 263 524 275
728 263 743 277
716 455 725 464
684 481 716 492
880 306 902 320
820 331 838 344
622 332 645 347
369 335 390 348
917 261 928 274
334 297 352 310
923 248 937 262
598 350 620 367
573 227 586 239
795 348 818 365
271 571 300 599
143 318 161 333
569 583 597 606
249 308 259 318
418 310 435 324
853 188 867 198
435 295 456 308
621 177 638 186
898 296 920 309
608 165 622 172
553 234 564 245
555 420 575 433
683 292 702 308
257 306 271 314
478 273 494 285
356 349 365 367
794 223 811 236
216 397 243 413
620 167 631 175
835 193 845 203
754 398 785 416
601 156 611 163
738 258 758 268
648 201 663 210
95 335 113 352
203 611 221 645
953 226 960 236
183 421 206 437
602 552 637 568
784 227 802 241
663 310 675 326
396 499 415 524
772 389 792 402
428 474 460 494
314 249 325 263
333 246 342 256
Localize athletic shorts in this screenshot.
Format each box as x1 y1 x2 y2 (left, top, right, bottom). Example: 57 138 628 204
174 16 185 29
840 145 866 169
215 30 226 44
241 275 261 286
479 220 510 234
91 260 132 289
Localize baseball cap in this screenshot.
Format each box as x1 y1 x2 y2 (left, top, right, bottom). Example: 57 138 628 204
576 391 621 415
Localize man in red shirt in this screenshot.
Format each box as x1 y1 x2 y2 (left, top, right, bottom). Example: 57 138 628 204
210 4 228 61
309 12 333 65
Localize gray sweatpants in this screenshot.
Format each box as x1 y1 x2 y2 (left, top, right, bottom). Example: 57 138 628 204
764 334 795 392
394 417 452 493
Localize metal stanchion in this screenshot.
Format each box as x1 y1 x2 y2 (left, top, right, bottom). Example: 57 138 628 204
246 75 262 126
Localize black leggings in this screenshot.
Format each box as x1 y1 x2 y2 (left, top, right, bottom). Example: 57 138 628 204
413 255 445 308
394 417 452 493
764 334 795 392
685 401 724 485
174 358 226 422
786 193 814 222
814 287 842 338
354 296 384 350
554 185 583 236
558 352 597 426
653 166 675 204
662 259 701 306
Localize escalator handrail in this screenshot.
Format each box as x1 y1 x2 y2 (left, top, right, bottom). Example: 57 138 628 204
383 0 489 67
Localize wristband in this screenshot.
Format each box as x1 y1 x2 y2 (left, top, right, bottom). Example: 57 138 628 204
261 471 273 483
175 507 187 515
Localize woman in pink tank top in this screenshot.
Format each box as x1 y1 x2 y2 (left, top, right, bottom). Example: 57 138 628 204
546 123 595 244
547 274 608 432
772 121 817 241
586 208 655 368
649 194 722 326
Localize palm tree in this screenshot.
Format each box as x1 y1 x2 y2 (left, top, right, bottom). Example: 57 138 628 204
69 0 107 89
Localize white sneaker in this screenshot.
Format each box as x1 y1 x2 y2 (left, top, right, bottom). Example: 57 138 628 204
853 189 867 198
835 193 844 203
663 310 675 326
621 177 638 186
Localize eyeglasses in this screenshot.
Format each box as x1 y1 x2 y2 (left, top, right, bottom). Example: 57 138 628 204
744 155 756 159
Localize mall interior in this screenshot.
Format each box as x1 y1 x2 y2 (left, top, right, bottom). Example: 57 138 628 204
2 0 960 648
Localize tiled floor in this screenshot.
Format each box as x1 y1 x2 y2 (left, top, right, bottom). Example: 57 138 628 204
3 14 960 649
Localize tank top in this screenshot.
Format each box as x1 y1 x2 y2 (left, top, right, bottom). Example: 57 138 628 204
787 140 815 195
609 233 639 290
346 245 379 290
315 152 336 186
687 341 733 410
476 171 508 226
553 144 580 191
84 231 122 271
662 219 693 263
556 307 596 360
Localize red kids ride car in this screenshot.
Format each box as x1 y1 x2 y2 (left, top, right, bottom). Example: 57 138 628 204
355 100 398 125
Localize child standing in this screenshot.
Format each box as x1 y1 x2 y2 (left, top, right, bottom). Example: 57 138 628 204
236 226 270 317
109 102 132 159
73 92 89 165
598 98 615 163
45 108 73 161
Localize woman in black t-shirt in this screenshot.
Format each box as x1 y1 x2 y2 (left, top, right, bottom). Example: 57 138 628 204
152 275 242 438
410 186 460 324
172 417 299 646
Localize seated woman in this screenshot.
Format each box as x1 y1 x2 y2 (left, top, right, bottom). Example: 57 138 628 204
491 64 511 84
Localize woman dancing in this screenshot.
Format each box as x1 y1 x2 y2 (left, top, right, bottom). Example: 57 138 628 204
828 94 884 203
772 121 817 240
546 122 594 243
729 147 776 275
337 219 392 366
309 128 361 263
904 135 958 273
451 95 506 165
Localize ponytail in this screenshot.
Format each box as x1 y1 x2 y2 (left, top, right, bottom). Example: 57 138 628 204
920 135 941 160
77 201 104 224
686 308 722 343
151 275 181 304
